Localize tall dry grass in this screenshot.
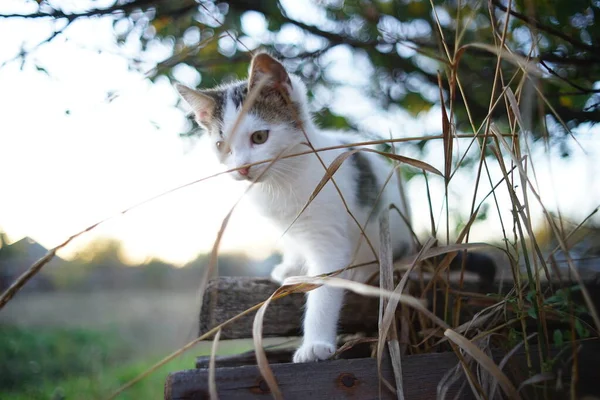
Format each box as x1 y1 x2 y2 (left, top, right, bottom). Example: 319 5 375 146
1 1 599 399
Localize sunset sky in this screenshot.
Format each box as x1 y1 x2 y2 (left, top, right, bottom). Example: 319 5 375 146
1 0 599 266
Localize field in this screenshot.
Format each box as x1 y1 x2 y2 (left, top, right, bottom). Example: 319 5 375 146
0 290 260 399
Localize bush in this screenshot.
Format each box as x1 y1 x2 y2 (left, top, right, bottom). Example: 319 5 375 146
0 326 130 393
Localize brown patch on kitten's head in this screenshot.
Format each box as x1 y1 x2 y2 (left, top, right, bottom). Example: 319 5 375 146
247 52 301 128
249 52 292 94
176 52 304 134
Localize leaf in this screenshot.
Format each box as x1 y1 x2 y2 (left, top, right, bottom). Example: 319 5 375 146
151 16 172 33
544 294 563 305
35 64 49 76
575 319 590 339
314 108 352 130
527 306 538 320
553 329 564 347
525 290 535 303
401 92 433 115
444 329 521 400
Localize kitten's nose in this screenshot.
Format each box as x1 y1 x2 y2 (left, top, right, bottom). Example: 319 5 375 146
238 167 250 176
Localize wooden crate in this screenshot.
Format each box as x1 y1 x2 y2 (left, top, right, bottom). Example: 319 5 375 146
165 276 600 399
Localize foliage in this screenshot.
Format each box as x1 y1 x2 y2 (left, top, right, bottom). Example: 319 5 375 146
0 325 252 400
0 326 131 393
2 349 197 400
2 0 599 147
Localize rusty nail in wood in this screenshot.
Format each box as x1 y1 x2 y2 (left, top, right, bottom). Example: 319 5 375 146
339 373 357 388
258 379 270 393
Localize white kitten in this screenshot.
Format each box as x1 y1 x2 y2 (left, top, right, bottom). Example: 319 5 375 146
176 53 413 363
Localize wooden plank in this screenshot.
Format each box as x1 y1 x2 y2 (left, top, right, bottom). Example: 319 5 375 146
167 344 600 400
199 276 600 340
195 342 373 369
199 277 380 339
198 276 493 340
166 352 468 400
195 349 294 369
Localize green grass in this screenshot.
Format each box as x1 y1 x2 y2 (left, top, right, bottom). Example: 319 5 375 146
0 325 252 400
2 351 199 400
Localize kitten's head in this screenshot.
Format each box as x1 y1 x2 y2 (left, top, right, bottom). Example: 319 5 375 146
176 52 310 182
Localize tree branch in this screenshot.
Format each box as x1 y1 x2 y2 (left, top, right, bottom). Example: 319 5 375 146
540 60 600 95
491 0 600 56
0 0 158 20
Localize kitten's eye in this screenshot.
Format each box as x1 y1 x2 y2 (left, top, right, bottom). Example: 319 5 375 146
251 130 269 145
216 140 224 151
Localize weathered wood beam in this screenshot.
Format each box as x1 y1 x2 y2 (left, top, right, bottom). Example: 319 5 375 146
199 276 600 340
168 344 595 400
167 342 600 399
166 351 469 400
199 277 381 340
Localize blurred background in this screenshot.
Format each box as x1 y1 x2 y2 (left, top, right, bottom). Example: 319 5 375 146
1 0 599 398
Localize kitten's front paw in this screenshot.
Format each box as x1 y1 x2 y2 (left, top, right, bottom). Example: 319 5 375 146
270 263 302 284
292 341 336 363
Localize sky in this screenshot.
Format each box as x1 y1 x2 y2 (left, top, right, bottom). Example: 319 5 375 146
1 0 599 266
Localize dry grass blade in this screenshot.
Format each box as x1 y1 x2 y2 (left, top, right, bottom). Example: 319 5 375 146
194 73 278 325
252 288 286 400
436 363 464 400
109 130 289 400
0 70 267 311
516 372 555 392
335 337 378 356
0 133 499 311
491 127 600 334
450 303 505 339
107 281 305 399
395 242 491 268
302 147 441 220
529 83 584 149
489 332 537 399
438 71 453 182
379 237 437 367
97 185 489 400
377 210 404 400
222 74 269 153
0 222 101 310
461 42 544 77
199 143 292 400
505 87 525 133
378 236 436 398
547 206 599 260
455 164 517 244
282 145 441 252
371 148 443 175
295 147 358 226
209 329 222 400
444 329 521 399
283 275 449 330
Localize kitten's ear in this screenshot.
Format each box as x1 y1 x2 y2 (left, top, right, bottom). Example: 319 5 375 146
175 83 216 124
248 53 292 94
